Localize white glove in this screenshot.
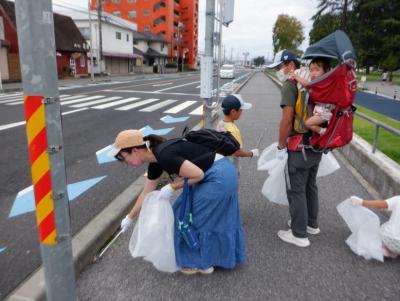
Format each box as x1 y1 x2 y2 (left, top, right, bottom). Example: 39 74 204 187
251 149 259 158
276 147 287 160
120 215 134 233
159 184 175 200
350 196 363 206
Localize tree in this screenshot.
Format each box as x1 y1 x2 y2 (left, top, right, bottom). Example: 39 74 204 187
272 14 304 55
309 14 341 44
352 0 400 73
253 56 265 66
312 0 355 31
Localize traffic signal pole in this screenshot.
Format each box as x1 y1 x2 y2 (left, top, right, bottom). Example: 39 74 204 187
15 1 77 300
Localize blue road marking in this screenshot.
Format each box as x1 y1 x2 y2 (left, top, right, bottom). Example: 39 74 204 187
160 115 190 124
9 176 107 218
140 125 174 136
96 145 116 164
0 247 6 254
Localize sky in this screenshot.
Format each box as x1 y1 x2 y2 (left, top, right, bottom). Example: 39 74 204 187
52 0 319 61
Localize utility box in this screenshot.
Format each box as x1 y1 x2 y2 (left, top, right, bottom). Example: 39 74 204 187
222 0 234 27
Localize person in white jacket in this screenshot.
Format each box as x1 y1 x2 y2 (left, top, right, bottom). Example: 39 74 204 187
351 195 400 258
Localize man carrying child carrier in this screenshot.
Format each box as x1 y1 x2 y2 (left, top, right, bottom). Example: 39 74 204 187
267 49 322 248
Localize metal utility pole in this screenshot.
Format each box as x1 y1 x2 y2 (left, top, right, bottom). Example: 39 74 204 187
97 0 103 74
88 0 95 81
15 1 77 300
200 0 215 128
215 0 223 105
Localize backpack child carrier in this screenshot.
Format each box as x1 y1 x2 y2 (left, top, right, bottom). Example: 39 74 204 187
288 30 357 152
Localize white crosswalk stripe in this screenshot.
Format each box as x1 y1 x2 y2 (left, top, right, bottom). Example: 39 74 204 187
0 97 23 104
70 96 122 108
189 105 203 115
92 97 140 109
139 99 178 112
60 95 86 101
61 95 104 106
4 94 70 105
116 98 159 111
0 93 22 99
164 100 197 114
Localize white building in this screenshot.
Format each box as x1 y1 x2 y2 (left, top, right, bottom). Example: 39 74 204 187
56 9 140 75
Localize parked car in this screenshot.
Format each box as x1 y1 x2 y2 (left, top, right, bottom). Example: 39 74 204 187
219 64 235 79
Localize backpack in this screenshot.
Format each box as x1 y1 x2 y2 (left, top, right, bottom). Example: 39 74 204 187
183 128 240 156
293 83 310 134
154 128 241 158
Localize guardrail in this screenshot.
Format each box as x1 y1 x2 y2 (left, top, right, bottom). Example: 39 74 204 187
355 111 400 153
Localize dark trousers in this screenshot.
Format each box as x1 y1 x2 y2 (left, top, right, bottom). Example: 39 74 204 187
286 150 322 238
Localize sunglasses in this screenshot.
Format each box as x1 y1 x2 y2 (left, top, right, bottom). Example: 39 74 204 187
115 152 125 162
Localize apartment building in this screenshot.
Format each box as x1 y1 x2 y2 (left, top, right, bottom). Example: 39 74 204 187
91 0 198 69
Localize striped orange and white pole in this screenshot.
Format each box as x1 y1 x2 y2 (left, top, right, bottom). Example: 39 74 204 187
24 95 57 245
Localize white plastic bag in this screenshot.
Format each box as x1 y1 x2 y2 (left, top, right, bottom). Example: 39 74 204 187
129 191 179 272
337 198 384 262
317 152 340 177
258 143 288 205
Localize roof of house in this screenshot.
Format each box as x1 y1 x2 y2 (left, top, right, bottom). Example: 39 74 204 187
132 31 167 43
0 0 87 52
146 48 168 58
133 47 145 57
56 9 137 32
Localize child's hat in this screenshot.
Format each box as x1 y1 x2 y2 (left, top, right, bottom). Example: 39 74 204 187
221 94 252 110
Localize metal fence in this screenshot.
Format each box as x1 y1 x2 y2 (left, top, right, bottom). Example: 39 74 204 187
354 111 400 153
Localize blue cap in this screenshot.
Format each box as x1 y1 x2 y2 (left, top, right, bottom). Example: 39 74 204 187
222 94 252 110
267 49 300 69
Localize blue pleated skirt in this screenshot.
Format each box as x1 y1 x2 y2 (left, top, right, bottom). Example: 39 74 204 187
172 157 247 269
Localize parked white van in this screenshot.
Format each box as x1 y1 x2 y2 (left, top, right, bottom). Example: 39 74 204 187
219 64 235 79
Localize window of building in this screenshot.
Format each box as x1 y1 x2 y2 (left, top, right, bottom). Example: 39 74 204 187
113 11 121 17
126 34 129 42
143 9 150 16
128 10 136 18
133 40 138 45
144 25 150 31
80 55 86 67
112 0 120 3
116 31 121 39
128 0 136 2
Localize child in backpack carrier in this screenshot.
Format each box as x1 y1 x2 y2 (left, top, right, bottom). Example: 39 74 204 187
216 94 259 172
290 57 335 136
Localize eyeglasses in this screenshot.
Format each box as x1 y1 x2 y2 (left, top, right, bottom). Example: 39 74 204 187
115 152 125 162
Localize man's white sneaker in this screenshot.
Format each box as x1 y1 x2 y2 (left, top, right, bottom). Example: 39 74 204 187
287 220 320 235
180 267 214 275
277 229 310 247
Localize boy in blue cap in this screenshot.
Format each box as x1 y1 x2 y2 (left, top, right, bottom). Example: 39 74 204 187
216 94 259 172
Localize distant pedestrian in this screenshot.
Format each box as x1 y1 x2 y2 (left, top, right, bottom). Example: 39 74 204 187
267 49 322 248
381 71 388 82
109 129 247 274
350 195 400 258
216 94 259 172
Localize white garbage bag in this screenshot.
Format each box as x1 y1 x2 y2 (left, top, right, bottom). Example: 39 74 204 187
129 191 179 273
258 143 288 205
337 198 384 262
317 152 340 177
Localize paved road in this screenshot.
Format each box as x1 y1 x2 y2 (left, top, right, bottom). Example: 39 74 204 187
0 70 252 299
355 91 400 121
77 72 400 301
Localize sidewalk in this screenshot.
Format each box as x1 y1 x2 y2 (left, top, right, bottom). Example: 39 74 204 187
361 80 399 100
76 73 399 300
0 71 198 92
